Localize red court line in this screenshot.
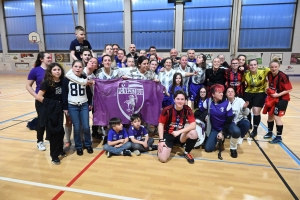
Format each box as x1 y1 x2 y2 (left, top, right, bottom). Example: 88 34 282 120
52 150 105 200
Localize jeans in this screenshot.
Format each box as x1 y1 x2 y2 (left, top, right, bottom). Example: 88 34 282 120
68 102 92 149
237 119 251 138
131 138 154 152
103 142 132 155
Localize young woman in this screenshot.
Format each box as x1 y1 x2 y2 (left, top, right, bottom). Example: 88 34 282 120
195 87 207 110
237 54 248 71
36 63 65 165
264 61 292 144
205 58 226 97
26 52 52 151
168 73 187 104
126 56 158 81
97 44 117 68
96 55 122 80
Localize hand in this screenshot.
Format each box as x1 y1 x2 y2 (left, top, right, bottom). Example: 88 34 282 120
271 93 280 98
121 76 129 80
172 130 181 137
89 105 93 111
166 92 170 97
64 110 69 116
193 71 198 75
160 68 165 72
158 142 166 153
119 139 125 144
153 79 160 83
122 57 127 63
205 115 208 122
87 79 94 86
239 66 245 71
142 141 148 148
115 144 122 148
217 132 223 140
243 101 249 109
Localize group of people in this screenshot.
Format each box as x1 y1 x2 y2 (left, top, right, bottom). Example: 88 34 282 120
25 25 292 165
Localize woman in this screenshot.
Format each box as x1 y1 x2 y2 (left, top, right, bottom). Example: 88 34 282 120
205 58 226 97
243 59 270 137
226 87 250 145
237 54 248 71
97 55 122 80
224 58 245 98
97 44 117 68
26 52 52 151
126 56 158 81
202 84 239 158
263 60 292 144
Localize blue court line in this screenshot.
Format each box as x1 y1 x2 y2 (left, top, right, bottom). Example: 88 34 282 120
0 111 36 124
289 105 300 113
260 122 300 166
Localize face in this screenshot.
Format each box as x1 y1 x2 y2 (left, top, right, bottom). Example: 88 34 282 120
129 44 136 54
114 123 123 132
249 60 258 72
180 56 188 68
175 75 182 85
72 62 84 76
170 49 178 59
127 58 135 67
102 56 112 68
226 88 235 99
51 66 62 80
105 45 113 56
164 59 172 70
76 30 85 41
187 50 195 60
149 48 156 55
87 58 98 71
212 90 223 101
131 118 141 129
218 55 225 64
270 62 280 75
174 94 185 109
41 53 52 66
81 51 91 64
113 45 119 56
139 59 149 73
149 55 156 61
238 56 246 66
213 58 220 69
196 56 203 65
117 50 124 60
150 61 158 71
199 88 206 99
139 50 146 57
231 59 239 70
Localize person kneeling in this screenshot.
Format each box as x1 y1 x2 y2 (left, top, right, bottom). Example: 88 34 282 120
157 90 198 164
103 118 132 158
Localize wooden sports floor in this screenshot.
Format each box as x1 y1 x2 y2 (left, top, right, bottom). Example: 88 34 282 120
0 74 299 200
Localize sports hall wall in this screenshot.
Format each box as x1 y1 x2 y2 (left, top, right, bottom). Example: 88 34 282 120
0 0 299 76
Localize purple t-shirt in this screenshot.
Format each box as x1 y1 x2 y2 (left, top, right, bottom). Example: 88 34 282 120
128 125 148 141
27 66 46 94
107 128 129 141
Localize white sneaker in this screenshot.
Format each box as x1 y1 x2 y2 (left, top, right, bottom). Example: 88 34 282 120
37 141 46 151
133 150 141 156
237 137 243 145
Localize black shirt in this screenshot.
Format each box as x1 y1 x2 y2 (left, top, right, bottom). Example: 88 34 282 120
40 80 62 101
206 68 226 86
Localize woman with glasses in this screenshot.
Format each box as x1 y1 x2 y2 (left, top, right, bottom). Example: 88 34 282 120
225 58 245 98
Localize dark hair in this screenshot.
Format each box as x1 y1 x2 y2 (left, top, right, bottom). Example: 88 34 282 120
150 60 158 65
210 84 225 94
194 86 207 109
173 90 187 100
248 59 258 65
43 62 65 87
34 52 48 68
196 54 207 69
130 114 141 122
137 56 148 68
81 48 92 56
170 73 183 95
112 44 120 49
118 49 126 55
109 117 122 127
72 60 84 67
149 54 158 60
225 86 236 97
237 54 247 68
149 46 156 51
102 54 112 64
163 57 173 67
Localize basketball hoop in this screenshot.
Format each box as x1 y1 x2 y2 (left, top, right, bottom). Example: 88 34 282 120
28 32 40 43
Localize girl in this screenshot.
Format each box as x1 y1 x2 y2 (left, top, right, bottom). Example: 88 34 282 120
62 60 93 156
264 61 292 144
26 52 52 151
168 73 187 104
237 54 248 71
36 63 65 165
195 87 207 110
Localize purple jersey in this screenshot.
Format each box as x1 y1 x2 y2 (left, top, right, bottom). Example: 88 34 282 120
128 125 148 141
107 128 129 141
27 66 46 94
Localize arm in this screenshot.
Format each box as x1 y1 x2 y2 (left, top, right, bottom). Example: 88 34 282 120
62 78 69 111
172 122 196 137
36 90 46 103
65 69 88 85
271 89 292 98
108 140 123 146
130 137 144 145
26 80 37 98
70 50 77 61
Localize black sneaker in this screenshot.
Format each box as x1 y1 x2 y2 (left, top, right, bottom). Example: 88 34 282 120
77 148 83 156
123 150 132 156
151 145 158 151
250 130 257 138
52 158 61 165
263 132 273 139
87 146 93 154
107 151 112 158
60 151 67 157
184 153 194 164
230 149 238 158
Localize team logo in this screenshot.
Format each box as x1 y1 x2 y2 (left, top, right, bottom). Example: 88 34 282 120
220 107 224 112
117 81 144 120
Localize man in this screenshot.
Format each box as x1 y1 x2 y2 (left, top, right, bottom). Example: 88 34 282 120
147 46 162 60
187 49 196 63
116 49 127 68
157 90 198 164
217 54 230 68
126 44 139 60
80 48 92 66
160 48 180 68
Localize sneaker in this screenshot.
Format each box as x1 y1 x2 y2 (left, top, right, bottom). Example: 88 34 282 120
122 150 132 156
133 150 141 156
151 145 158 151
77 148 83 156
269 137 282 144
107 151 112 158
237 137 243 145
87 146 93 154
263 132 273 139
37 141 46 151
51 158 61 165
184 153 194 164
60 151 67 157
250 130 257 138
230 149 238 158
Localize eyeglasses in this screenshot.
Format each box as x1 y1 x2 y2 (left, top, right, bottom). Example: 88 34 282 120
200 91 206 93
232 63 238 64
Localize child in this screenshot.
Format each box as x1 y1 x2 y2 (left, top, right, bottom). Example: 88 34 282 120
168 73 187 104
62 60 93 156
70 26 93 61
128 114 157 155
36 63 66 165
103 118 132 158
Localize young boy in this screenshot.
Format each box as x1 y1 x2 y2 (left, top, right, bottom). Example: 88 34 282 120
128 114 158 156
103 118 132 158
70 26 93 61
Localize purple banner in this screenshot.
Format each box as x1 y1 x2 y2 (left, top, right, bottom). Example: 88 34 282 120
93 79 165 126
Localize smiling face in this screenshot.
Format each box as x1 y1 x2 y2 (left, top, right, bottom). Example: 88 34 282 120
231 59 239 70
270 62 280 75
139 59 149 73
199 88 206 99
174 94 186 109
249 60 258 73
212 58 220 69
150 61 158 71
238 55 246 67
164 59 172 70
105 45 113 56
41 53 52 66
175 75 182 86
113 45 119 56
196 55 204 65
126 57 135 67
51 66 62 81
81 50 91 64
180 56 188 68
117 50 124 61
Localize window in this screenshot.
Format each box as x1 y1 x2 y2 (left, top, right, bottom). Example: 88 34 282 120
4 0 37 51
84 0 124 50
183 0 233 51
131 0 175 50
42 0 78 51
239 0 297 51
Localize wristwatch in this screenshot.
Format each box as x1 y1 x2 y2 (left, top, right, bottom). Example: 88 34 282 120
159 139 166 143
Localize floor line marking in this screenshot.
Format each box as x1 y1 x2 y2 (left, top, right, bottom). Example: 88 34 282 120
0 111 36 124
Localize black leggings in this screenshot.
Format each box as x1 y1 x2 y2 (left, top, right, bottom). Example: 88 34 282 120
35 100 46 142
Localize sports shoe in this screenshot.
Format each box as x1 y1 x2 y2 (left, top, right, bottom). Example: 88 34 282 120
269 137 282 144
122 150 132 156
184 153 194 164
77 148 83 156
230 149 238 158
87 146 93 154
52 158 61 165
263 132 273 139
107 151 112 158
151 145 158 151
133 150 141 156
237 137 243 145
60 151 67 157
250 130 257 138
37 141 46 151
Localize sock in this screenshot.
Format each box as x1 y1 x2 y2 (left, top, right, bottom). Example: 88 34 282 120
185 138 198 153
253 115 261 132
247 113 252 128
64 125 72 142
268 121 274 133
276 125 283 138
230 137 238 149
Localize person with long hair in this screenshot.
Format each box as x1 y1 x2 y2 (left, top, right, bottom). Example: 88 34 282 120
237 54 248 71
97 44 117 68
205 58 226 97
125 56 158 81
168 73 187 104
26 52 52 151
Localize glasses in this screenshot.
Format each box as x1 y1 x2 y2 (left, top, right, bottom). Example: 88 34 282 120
113 48 119 50
200 91 206 93
232 63 238 64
